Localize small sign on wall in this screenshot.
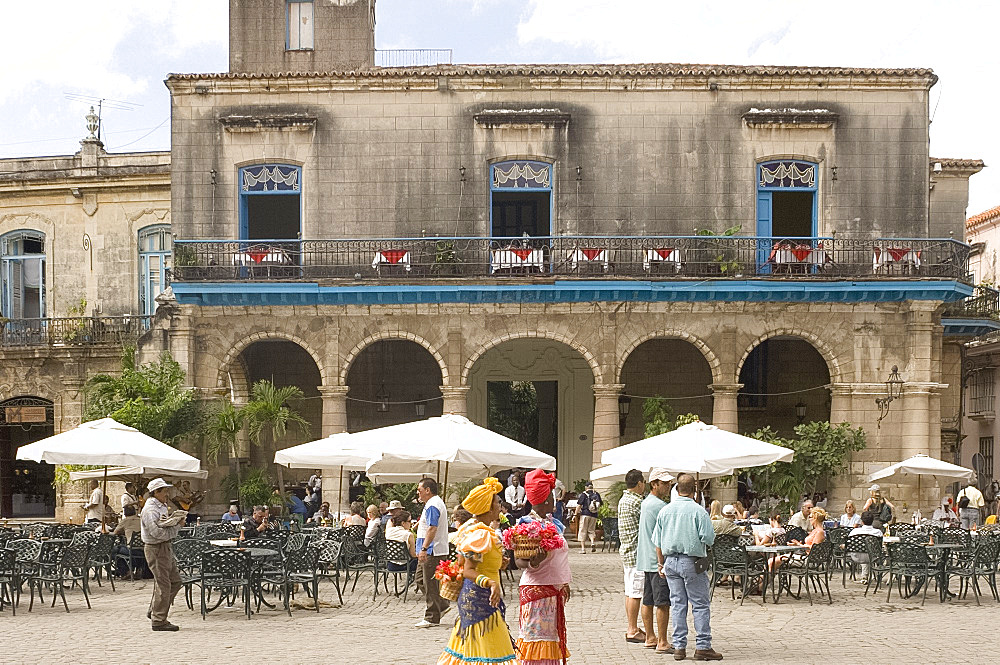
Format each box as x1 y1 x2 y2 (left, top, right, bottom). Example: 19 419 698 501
5 406 48 423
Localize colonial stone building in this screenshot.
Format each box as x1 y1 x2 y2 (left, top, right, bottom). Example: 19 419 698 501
139 0 989 515
0 129 170 518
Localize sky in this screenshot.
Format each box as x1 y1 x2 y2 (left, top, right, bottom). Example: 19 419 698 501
1 0 997 216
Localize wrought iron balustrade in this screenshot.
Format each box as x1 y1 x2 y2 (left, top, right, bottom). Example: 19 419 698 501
0 315 153 347
943 285 1000 319
170 236 970 283
375 49 453 67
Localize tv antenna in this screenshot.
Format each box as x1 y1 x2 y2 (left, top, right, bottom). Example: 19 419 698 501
64 93 142 142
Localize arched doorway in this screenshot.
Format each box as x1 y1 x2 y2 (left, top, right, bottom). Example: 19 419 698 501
235 340 321 467
467 338 596 488
346 340 444 433
619 339 715 443
737 336 831 437
0 396 55 518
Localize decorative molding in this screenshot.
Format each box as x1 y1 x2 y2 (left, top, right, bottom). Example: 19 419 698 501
758 160 817 188
491 160 551 189
126 208 170 223
474 108 570 128
240 165 300 192
220 114 317 132
744 108 837 129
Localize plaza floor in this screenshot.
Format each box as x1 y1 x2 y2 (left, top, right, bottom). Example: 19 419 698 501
2 548 997 664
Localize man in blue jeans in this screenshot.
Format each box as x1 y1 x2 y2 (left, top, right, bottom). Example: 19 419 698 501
653 473 722 661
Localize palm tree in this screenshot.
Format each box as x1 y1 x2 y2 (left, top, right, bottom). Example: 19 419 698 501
202 398 245 465
242 380 311 501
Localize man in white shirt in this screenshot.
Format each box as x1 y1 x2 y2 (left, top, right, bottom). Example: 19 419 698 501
505 472 526 518
121 482 139 514
414 478 450 628
308 470 322 499
848 510 883 579
141 478 186 631
83 480 104 523
957 480 985 529
787 499 813 532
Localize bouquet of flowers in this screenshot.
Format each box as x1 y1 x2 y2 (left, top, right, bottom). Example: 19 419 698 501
434 559 465 601
502 520 563 559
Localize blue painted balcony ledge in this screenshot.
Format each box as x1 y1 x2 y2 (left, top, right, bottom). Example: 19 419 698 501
170 279 973 308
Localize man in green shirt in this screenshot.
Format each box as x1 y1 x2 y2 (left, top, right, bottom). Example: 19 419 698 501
636 468 673 654
653 473 722 661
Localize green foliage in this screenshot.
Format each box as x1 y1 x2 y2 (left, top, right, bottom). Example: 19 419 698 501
432 239 462 274
643 397 700 438
694 224 743 274
242 380 310 449
597 502 616 520
201 399 245 465
605 481 626 509
742 421 867 514
445 478 485 507
84 346 200 445
53 465 101 487
359 479 420 515
487 381 538 446
222 466 279 512
572 478 588 494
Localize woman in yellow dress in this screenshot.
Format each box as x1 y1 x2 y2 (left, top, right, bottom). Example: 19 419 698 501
439 478 517 665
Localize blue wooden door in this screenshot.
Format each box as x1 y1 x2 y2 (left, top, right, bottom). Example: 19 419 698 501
756 191 772 274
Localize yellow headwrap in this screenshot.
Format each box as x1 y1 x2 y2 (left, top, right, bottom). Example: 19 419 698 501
462 477 503 515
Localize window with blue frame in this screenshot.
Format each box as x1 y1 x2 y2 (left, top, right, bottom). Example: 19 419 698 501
756 159 818 239
0 230 45 319
489 160 552 238
239 164 302 240
287 0 314 51
138 225 171 315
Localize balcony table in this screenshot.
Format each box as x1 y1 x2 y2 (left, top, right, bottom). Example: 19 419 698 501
768 243 831 273
490 247 545 274
371 249 412 273
566 247 608 272
873 246 921 275
233 247 292 278
642 247 681 273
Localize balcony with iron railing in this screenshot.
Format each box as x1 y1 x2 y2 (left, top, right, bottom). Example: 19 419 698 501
0 315 153 348
943 284 1000 319
170 236 970 283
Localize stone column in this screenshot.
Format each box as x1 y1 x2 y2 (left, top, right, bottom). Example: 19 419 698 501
829 383 853 425
592 384 624 470
440 386 470 417
318 385 349 436
710 383 742 433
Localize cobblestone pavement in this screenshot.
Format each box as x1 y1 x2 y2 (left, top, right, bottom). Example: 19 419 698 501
3 549 999 664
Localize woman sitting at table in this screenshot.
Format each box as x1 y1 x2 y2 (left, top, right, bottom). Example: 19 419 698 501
773 508 828 573
708 500 723 521
755 512 786 546
342 501 367 527
385 510 418 573
733 500 748 521
839 500 862 528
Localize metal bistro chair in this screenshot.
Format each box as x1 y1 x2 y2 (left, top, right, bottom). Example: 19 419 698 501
344 524 367 546
710 534 765 605
0 548 17 614
85 534 117 590
888 522 915 537
947 538 1000 605
342 533 378 595
841 534 871 587
885 543 935 605
861 535 891 596
600 517 620 552
785 526 808 545
826 527 850 571
27 543 92 613
261 545 322 616
200 549 252 620
776 540 834 605
379 539 417 601
173 538 212 610
313 539 344 606
70 530 100 547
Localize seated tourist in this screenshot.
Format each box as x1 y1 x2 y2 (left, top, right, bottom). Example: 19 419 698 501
708 500 723 521
310 502 334 524
755 512 785 546
848 510 883 579
378 501 391 526
364 504 381 546
221 504 242 522
384 510 418 573
448 507 473 544
746 505 762 524
383 500 403 529
779 508 828 570
288 491 309 525
787 499 813 531
933 497 960 528
839 500 862 528
712 504 744 536
342 500 366 527
241 505 270 539
732 500 748 521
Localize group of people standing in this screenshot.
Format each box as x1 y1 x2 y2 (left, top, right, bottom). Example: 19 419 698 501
618 469 723 661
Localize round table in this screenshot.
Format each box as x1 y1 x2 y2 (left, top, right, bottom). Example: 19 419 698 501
744 545 808 603
925 543 966 602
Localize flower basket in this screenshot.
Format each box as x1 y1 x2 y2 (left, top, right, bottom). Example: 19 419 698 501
439 576 464 601
513 535 542 560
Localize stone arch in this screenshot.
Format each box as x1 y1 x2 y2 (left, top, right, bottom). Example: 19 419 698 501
216 330 327 390
736 328 842 384
462 331 603 386
616 330 723 386
340 332 449 386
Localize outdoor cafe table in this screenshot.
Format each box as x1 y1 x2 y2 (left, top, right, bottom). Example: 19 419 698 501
925 543 966 603
209 543 280 612
744 544 808 603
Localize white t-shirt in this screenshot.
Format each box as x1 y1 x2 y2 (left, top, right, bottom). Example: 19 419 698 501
839 513 862 527
957 486 985 509
86 488 104 521
417 494 449 557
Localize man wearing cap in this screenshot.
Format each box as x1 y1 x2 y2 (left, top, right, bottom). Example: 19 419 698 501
862 484 894 530
638 469 672 654
385 500 404 530
618 469 646 644
140 478 187 631
575 481 602 554
712 504 743 537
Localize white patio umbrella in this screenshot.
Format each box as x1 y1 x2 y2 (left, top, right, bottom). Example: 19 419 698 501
600 421 794 478
274 434 378 515
68 465 209 482
17 418 201 529
867 454 975 516
589 463 673 484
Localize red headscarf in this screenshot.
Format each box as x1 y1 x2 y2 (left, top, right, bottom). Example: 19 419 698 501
525 468 556 506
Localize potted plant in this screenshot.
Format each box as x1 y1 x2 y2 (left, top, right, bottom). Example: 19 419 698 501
431 239 462 275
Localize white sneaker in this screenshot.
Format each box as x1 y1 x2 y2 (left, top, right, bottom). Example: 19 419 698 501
414 619 439 628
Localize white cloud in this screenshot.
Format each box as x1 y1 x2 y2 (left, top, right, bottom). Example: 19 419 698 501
516 0 1000 213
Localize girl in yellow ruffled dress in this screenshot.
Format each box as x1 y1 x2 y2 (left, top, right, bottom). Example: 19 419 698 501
438 478 517 665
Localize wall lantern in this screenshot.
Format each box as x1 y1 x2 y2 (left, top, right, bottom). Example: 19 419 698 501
375 383 390 412
874 365 904 427
795 401 807 424
414 402 426 418
618 395 632 437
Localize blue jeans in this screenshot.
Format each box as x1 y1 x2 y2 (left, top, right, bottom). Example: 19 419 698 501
663 554 712 651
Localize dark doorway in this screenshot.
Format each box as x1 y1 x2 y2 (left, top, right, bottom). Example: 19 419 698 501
0 398 55 518
491 192 550 238
486 381 558 460
246 195 300 240
771 191 814 238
